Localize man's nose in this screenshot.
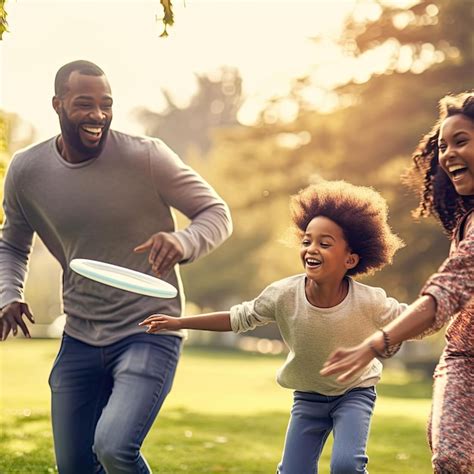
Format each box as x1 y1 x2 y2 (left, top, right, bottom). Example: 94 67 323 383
89 106 106 122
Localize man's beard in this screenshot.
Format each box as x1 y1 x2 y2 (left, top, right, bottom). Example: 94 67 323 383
59 110 111 159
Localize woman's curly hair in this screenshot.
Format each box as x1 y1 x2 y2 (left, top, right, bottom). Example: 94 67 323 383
290 180 404 277
403 91 474 235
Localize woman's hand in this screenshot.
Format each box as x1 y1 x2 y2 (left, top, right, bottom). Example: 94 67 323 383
320 336 381 382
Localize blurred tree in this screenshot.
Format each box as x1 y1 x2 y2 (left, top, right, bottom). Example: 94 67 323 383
135 67 243 158
301 0 472 298
0 110 35 222
178 0 471 313
341 0 473 64
0 113 8 211
330 0 473 172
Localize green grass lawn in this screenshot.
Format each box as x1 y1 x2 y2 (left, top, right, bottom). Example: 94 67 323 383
0 339 433 473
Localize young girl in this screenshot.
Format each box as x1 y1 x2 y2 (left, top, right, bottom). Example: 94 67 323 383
321 92 474 474
140 180 406 474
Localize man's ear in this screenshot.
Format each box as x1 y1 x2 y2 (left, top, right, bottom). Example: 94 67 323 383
346 252 359 270
52 96 61 114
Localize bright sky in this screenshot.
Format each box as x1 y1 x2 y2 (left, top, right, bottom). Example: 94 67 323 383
0 0 362 141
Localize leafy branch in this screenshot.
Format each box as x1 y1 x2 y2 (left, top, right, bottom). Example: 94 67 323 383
158 0 175 37
0 0 177 40
0 0 7 40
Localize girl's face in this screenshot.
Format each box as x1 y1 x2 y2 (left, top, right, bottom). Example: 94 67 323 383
438 114 474 196
300 216 358 284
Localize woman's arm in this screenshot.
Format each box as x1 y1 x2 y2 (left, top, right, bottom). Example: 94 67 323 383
378 295 437 344
139 311 232 332
321 220 474 382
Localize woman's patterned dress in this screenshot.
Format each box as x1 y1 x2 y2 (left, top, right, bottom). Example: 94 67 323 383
421 210 474 474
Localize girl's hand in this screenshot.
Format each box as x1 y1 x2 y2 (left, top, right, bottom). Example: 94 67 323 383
139 314 181 333
319 342 375 382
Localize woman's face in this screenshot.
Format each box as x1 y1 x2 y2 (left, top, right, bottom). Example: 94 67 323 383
438 114 474 196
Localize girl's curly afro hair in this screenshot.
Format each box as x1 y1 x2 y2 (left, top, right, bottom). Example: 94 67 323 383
290 180 404 277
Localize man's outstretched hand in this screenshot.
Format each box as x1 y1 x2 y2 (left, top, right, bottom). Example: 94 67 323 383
0 302 35 341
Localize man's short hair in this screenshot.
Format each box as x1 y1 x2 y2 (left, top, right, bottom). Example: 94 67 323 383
54 60 106 97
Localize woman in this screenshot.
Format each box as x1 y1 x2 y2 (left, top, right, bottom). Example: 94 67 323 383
320 91 473 474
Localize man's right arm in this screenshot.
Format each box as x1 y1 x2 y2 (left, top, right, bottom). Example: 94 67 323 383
0 158 36 339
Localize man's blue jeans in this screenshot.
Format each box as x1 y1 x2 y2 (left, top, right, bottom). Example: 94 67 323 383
277 387 377 474
48 332 182 474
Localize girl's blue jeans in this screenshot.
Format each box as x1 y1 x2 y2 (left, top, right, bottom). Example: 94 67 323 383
277 386 377 474
48 332 182 474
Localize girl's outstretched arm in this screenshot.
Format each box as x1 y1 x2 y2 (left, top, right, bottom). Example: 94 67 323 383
320 295 436 382
139 311 232 333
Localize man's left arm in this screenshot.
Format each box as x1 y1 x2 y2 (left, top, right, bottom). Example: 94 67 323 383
134 140 232 276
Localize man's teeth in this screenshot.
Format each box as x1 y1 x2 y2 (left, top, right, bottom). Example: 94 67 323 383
83 126 102 134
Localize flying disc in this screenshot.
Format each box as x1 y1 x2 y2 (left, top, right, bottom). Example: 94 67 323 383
69 258 178 298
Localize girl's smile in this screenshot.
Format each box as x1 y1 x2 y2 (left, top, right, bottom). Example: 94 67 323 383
305 256 322 269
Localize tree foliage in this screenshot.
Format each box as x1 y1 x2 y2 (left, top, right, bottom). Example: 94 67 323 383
173 0 471 310
341 0 473 64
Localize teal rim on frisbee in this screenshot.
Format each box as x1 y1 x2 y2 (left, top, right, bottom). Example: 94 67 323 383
69 258 178 298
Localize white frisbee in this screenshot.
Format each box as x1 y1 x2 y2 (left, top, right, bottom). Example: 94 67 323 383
69 258 178 298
